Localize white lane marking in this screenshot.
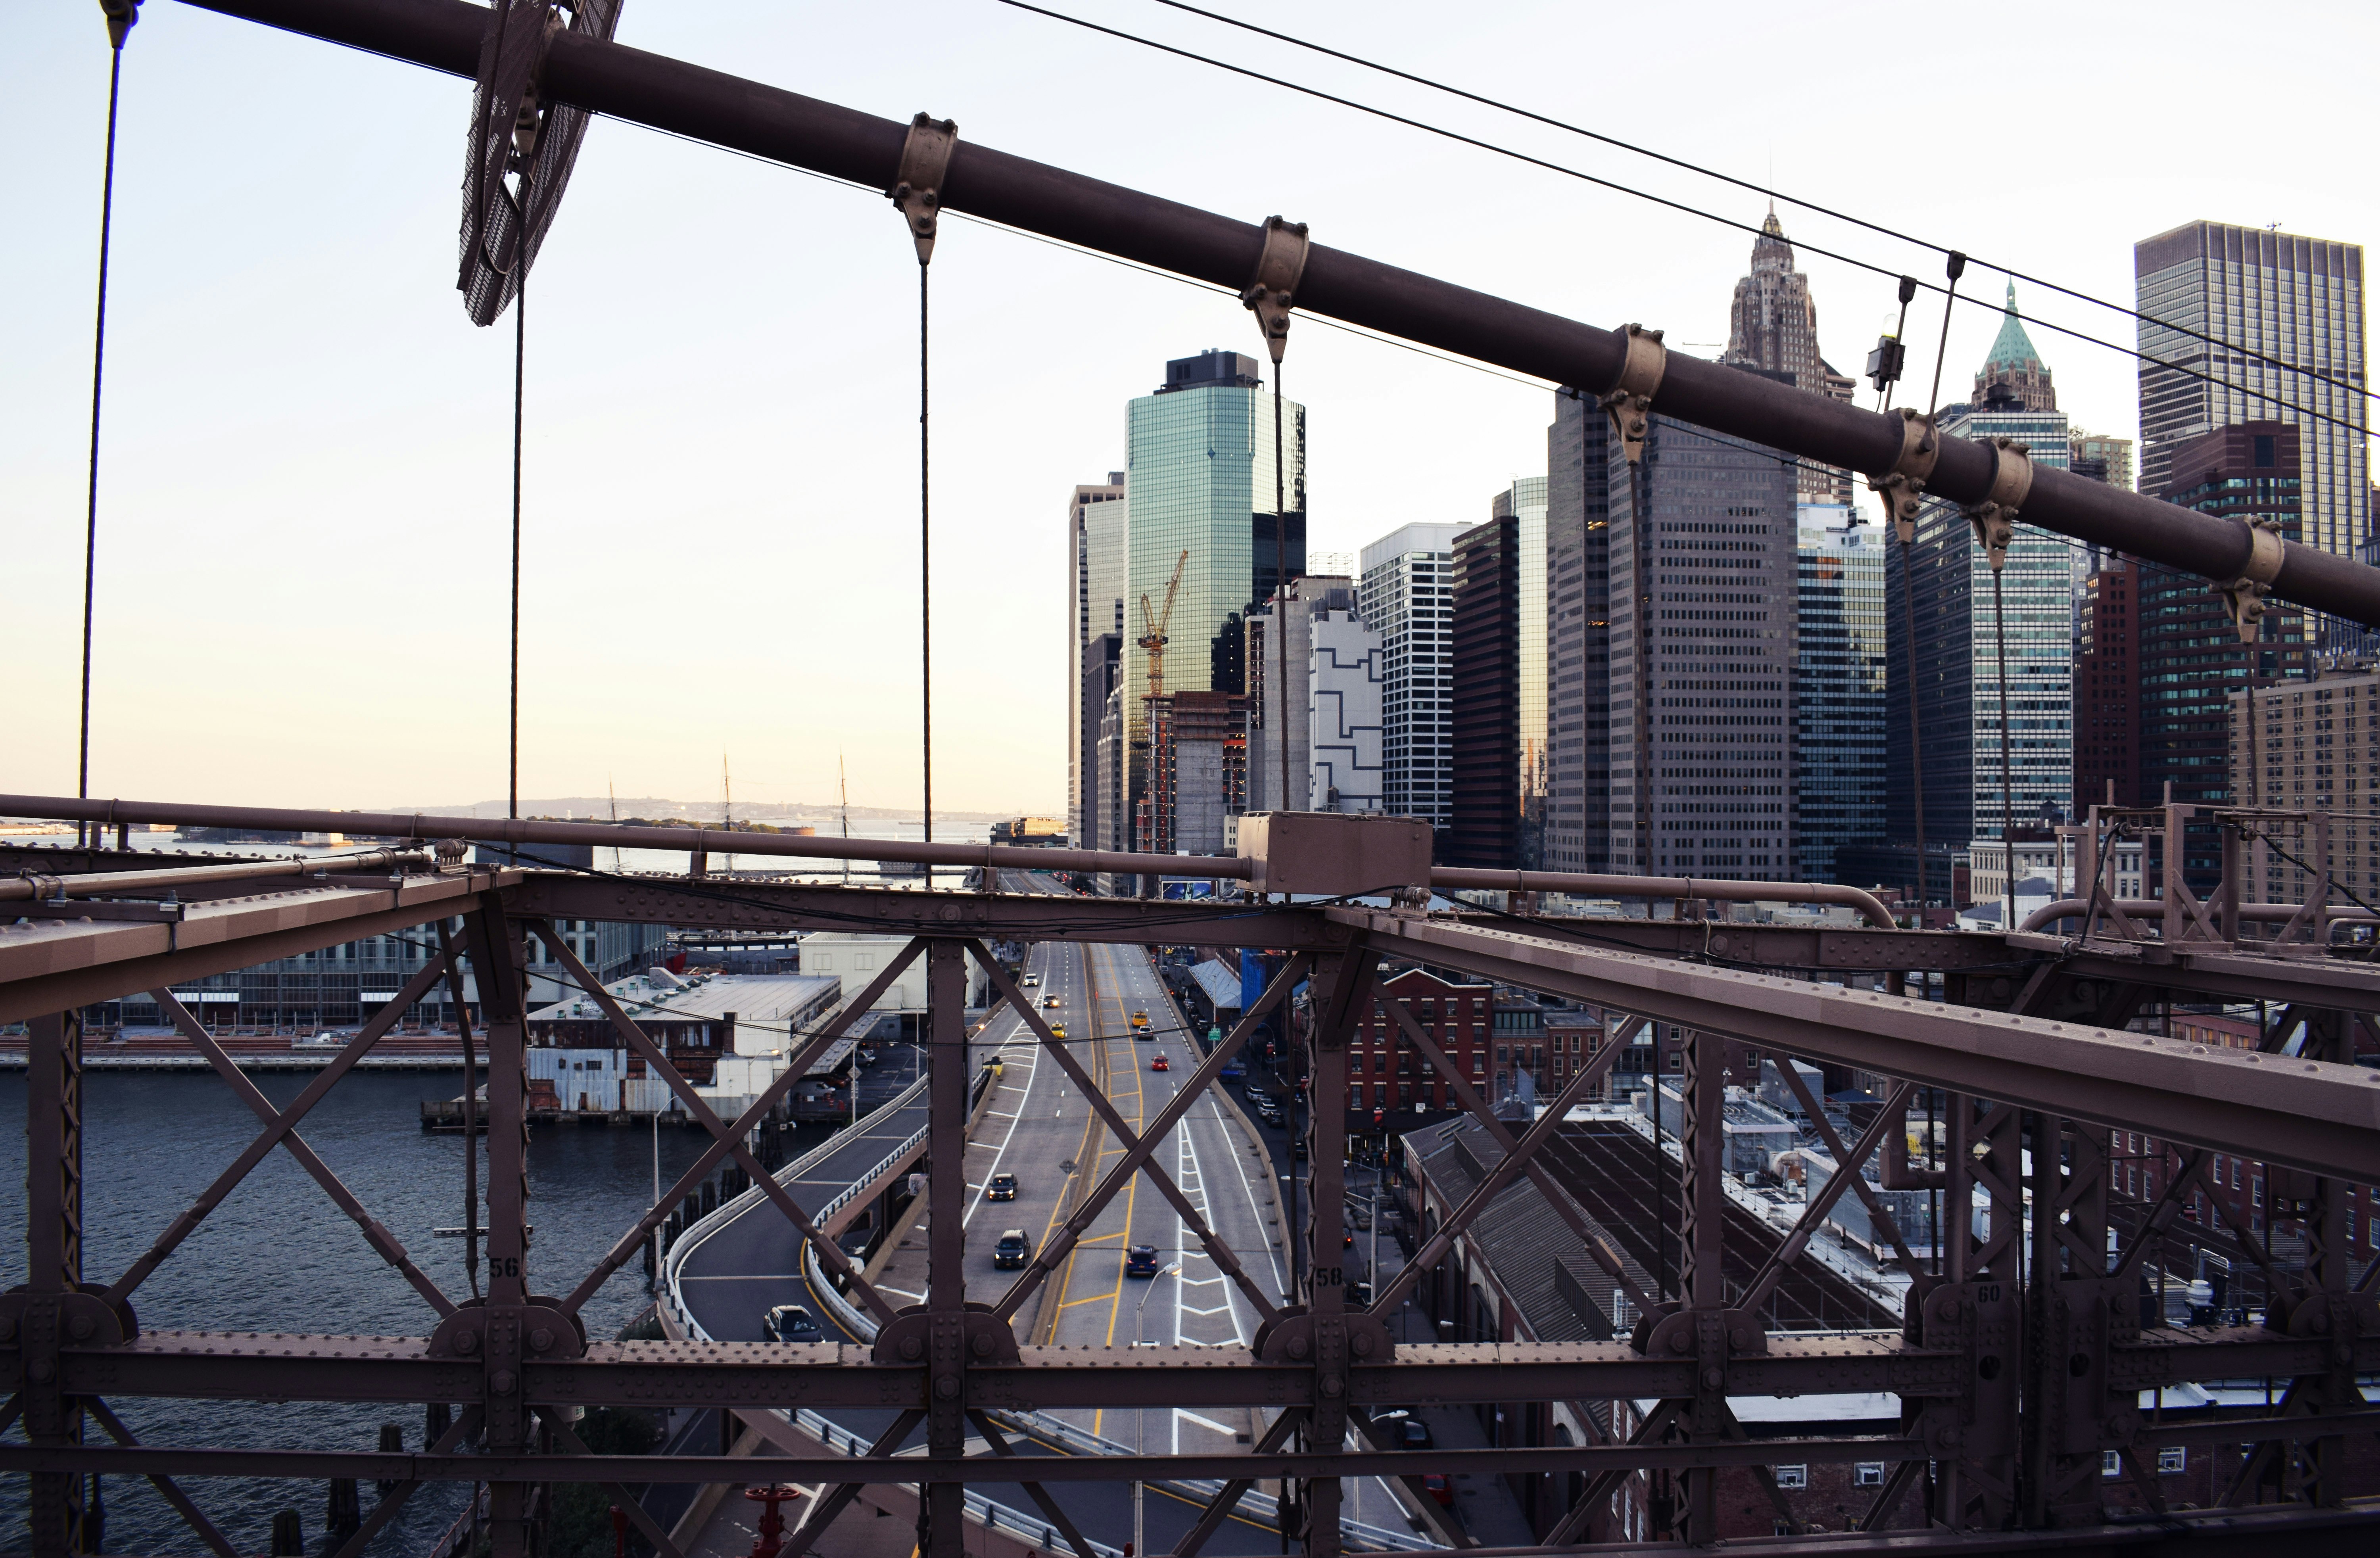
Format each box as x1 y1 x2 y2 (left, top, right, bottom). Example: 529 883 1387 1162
1177 1409 1238 1437
961 946 1057 1232
1213 1093 1290 1306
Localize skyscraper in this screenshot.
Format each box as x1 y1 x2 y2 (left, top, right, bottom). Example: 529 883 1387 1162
2069 430 2135 492
1972 284 2059 412
2144 422 2311 886
1448 478 1552 870
1078 631 1122 854
1606 391 1800 880
1885 320 2073 850
1247 576 1382 814
1122 350 1306 836
2071 563 2139 816
1359 523 1461 829
2135 222 2367 555
1067 473 1126 849
1545 395 1614 871
1795 509 1887 882
1724 211 1856 506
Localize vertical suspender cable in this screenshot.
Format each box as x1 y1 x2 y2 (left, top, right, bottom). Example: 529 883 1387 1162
1274 361 1290 815
79 9 136 849
1903 252 1964 918
920 263 934 865
509 248 526 825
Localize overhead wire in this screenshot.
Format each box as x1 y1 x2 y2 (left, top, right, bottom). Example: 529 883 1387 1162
992 0 2375 443
1132 0 2373 409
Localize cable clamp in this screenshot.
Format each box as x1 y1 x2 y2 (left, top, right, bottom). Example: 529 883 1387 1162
1866 409 1939 543
101 0 141 50
1599 324 1667 465
2213 521 2287 645
1241 216 1311 366
1961 437 2032 571
891 113 959 265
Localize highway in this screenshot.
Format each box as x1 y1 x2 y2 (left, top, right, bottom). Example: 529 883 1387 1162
668 871 1414 1553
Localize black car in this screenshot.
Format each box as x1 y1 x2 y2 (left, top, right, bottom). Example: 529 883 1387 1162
993 1229 1032 1270
985 1172 1018 1201
763 1304 821 1343
1123 1244 1161 1278
1399 1417 1434 1451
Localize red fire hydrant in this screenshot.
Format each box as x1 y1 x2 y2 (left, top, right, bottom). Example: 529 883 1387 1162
609 1504 629 1558
744 1483 802 1558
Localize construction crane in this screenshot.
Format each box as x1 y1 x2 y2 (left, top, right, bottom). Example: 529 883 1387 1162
1139 548 1189 704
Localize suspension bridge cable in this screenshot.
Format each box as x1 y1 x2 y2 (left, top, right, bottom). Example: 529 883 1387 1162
510 232 527 824
80 10 136 848
919 262 935 864
994 0 2374 443
1133 0 2373 408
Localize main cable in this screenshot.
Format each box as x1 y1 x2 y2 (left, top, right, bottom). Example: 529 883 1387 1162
80 18 134 848
995 0 2371 441
1135 0 2370 408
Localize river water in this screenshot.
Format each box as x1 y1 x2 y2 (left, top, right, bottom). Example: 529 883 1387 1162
0 1069 729 1555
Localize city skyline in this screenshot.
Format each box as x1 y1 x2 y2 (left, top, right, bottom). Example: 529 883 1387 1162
8 3 2374 816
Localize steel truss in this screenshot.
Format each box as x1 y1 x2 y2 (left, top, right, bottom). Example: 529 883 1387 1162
4 812 2379 1556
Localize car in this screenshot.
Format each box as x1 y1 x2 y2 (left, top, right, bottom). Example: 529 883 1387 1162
1351 1280 1373 1307
1219 1061 1244 1081
1022 973 1040 988
1150 1054 1169 1072
1400 1418 1434 1451
1130 1009 1150 1029
1123 1244 1161 1278
1042 993 1063 1009
993 1229 1032 1270
1292 1139 1308 1161
1424 1474 1453 1508
985 1172 1018 1201
855 1046 877 1067
763 1304 821 1343
1050 1023 1066 1039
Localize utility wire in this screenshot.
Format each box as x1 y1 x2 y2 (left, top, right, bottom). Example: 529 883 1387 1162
994 0 2375 443
1134 0 2374 409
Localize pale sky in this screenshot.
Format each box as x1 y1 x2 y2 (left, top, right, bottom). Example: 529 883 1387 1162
6 0 2373 816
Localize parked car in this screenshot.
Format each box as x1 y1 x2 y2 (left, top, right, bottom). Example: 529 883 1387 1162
993 1229 1033 1270
1150 1054 1170 1072
1219 1060 1244 1081
985 1172 1018 1201
1351 1280 1373 1307
855 1046 877 1067
763 1304 821 1343
1123 1244 1161 1278
1424 1474 1453 1507
1400 1417 1434 1450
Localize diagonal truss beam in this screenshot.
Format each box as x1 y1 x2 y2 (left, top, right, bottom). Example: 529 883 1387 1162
992 952 1310 1323
1768 1059 1931 1284
1734 1080 1915 1320
324 1406 485 1558
964 939 1279 1326
969 1411 1096 1558
777 1408 925 1554
104 954 453 1306
1170 1407 1304 1558
555 936 929 1316
1375 997 1650 1315
143 984 456 1318
539 1408 688 1558
85 1398 240 1558
529 920 906 1326
1542 1400 1680 1545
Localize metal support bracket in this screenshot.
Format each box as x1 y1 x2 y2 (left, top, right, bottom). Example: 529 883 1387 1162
1963 436 2033 572
1599 322 1666 465
2215 520 2286 644
1241 215 1310 365
1868 408 1940 543
891 113 958 265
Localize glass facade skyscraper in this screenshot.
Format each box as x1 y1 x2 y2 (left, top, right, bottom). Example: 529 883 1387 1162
1545 394 1613 871
1886 404 2074 848
1067 472 1126 848
1122 350 1306 827
2135 222 2367 556
1795 509 1888 882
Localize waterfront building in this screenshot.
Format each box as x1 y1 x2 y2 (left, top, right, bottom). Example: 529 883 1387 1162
2135 222 2367 556
1885 315 2074 855
1606 382 1799 879
1066 472 1127 850
1247 576 1383 814
1359 522 1462 829
2072 562 2140 814
1724 211 1856 505
1121 350 1306 835
1545 394 1614 871
1794 508 1887 883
